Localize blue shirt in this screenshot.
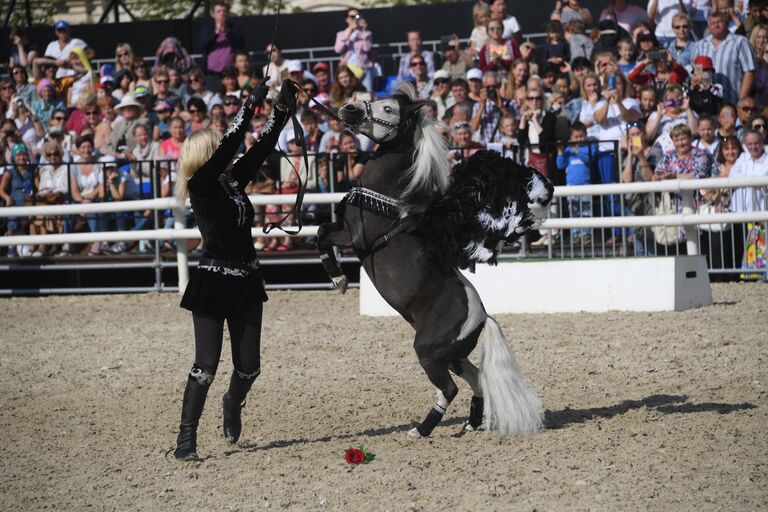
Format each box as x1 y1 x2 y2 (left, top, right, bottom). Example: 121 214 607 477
556 145 595 185
665 40 695 69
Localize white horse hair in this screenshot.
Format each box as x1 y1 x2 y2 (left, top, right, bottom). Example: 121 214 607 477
394 83 451 208
478 317 544 436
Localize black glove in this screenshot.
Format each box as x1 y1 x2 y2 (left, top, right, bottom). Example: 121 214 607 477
252 77 270 106
277 79 298 113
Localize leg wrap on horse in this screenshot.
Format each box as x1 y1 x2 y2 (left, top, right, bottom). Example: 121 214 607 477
416 403 446 437
222 368 259 444
174 366 215 461
468 396 484 429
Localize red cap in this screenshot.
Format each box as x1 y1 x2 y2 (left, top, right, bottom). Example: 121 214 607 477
693 55 714 70
312 62 330 74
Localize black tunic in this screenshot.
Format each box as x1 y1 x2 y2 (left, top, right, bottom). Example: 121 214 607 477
180 95 289 315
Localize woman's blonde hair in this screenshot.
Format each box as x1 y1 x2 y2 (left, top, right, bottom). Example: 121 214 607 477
174 128 223 203
114 43 134 71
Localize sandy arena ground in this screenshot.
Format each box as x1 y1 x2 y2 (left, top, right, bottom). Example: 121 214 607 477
1 282 767 511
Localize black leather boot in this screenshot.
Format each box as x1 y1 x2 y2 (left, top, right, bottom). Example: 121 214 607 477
174 374 211 461
223 371 257 444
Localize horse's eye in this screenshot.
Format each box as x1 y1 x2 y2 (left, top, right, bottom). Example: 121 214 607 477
384 106 393 113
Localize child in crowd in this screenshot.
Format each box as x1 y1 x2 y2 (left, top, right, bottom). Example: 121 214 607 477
556 122 595 240
542 21 570 66
498 114 520 158
616 38 636 76
693 115 720 157
639 86 658 123
564 20 594 60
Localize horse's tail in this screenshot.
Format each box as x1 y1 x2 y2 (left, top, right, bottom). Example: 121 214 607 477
478 316 544 436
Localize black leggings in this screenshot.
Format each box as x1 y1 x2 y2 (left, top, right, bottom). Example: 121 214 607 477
191 301 264 377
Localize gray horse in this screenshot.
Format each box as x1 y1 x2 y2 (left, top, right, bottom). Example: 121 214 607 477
317 83 554 437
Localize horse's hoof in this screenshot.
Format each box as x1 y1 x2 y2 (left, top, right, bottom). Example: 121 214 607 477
407 427 423 438
332 276 348 294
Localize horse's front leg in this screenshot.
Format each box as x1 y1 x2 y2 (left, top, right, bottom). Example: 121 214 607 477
318 222 352 294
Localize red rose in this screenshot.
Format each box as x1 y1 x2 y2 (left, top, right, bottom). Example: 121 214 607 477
344 448 366 465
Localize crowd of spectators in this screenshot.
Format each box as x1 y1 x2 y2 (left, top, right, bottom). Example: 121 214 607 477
1 0 767 265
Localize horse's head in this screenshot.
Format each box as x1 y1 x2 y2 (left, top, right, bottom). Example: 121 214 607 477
524 168 555 219
338 83 425 144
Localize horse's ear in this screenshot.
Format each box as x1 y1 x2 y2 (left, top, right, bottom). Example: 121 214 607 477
403 100 426 118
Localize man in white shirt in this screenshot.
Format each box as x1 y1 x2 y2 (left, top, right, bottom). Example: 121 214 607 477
35 20 86 69
729 130 768 212
490 0 522 40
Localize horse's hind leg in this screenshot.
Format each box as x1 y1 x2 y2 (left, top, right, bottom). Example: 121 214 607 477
408 358 459 438
317 222 351 293
453 359 484 431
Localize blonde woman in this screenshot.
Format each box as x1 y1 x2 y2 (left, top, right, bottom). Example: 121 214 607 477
172 78 298 461
114 43 134 72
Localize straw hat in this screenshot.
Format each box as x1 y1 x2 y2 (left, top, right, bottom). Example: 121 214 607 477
115 94 144 112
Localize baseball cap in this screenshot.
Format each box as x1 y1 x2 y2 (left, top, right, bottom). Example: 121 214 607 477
433 69 451 82
99 155 118 167
466 68 483 81
154 99 174 112
312 62 330 74
134 85 150 98
100 74 115 85
286 60 303 73
693 55 714 70
54 20 69 31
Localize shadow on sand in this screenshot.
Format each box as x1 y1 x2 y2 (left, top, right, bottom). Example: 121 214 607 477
231 394 756 454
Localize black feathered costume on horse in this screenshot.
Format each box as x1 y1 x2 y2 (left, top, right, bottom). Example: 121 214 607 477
317 83 554 437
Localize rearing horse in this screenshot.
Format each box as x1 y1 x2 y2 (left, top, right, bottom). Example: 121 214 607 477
317 83 554 437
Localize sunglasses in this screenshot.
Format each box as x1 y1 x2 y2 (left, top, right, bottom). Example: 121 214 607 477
1 85 13 90
411 61 425 67
155 79 169 84
118 52 130 57
347 13 359 18
45 152 61 157
224 101 239 106
434 79 448 85
53 116 66 120
84 111 98 116
673 24 689 29
740 105 756 112
188 109 202 114
188 77 201 83
453 121 470 130
488 26 503 32
12 69 24 75
754 123 766 130
528 96 543 100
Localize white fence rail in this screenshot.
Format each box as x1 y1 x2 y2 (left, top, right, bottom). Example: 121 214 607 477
2 178 767 292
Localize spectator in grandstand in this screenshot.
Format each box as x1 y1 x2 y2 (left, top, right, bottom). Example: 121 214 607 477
552 0 594 25
441 35 469 81
542 21 571 67
262 43 289 91
300 110 323 153
470 71 512 145
490 0 523 41
0 144 35 256
105 94 146 159
564 20 594 60
499 60 529 102
10 99 42 151
93 96 115 150
114 43 134 72
601 0 650 32
715 102 739 139
449 120 483 160
728 130 767 264
151 68 181 112
408 54 432 99
666 13 696 68
0 120 19 162
220 95 240 125
478 19 520 74
31 79 65 128
634 30 660 60
497 114 520 158
693 115 720 156
466 68 483 102
7 27 39 70
688 56 724 116
9 65 35 109
334 7 375 92
750 114 768 142
593 51 619 81
645 85 698 151
519 88 562 179
557 122 596 240
160 116 186 162
31 141 69 256
591 20 626 60
312 62 332 95
61 135 104 255
329 64 365 109
35 20 86 72
129 123 161 181
696 12 756 104
187 67 222 111
622 120 661 254
186 97 210 134
199 1 245 92
752 25 768 104
444 79 474 123
737 97 758 139
218 68 240 99
112 69 134 102
627 49 689 91
132 59 152 94
653 124 712 181
713 134 742 177
468 1 491 64
331 130 368 192
616 38 636 75
430 70 452 119
168 67 191 107
230 51 251 90
397 31 435 81
648 0 692 47
578 72 603 139
78 102 102 141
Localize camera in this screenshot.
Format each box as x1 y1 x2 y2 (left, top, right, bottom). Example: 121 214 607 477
647 50 666 62
487 86 497 100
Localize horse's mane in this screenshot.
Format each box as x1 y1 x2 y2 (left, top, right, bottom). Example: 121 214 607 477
394 83 451 212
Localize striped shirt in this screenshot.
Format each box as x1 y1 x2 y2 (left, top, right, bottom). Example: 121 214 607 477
695 33 756 104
